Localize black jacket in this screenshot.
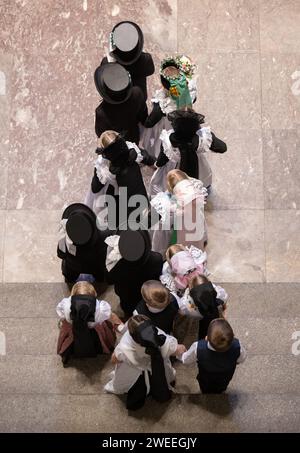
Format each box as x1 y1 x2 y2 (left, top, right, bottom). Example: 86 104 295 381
135 295 179 334
95 86 148 143
100 52 155 100
57 229 112 281
106 252 163 315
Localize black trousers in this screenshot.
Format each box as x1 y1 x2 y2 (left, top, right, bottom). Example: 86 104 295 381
126 373 148 410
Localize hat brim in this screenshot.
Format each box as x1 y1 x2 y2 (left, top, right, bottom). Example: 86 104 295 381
62 203 96 223
111 21 144 66
94 65 132 104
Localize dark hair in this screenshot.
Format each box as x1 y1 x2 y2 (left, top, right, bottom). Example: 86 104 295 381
128 314 150 337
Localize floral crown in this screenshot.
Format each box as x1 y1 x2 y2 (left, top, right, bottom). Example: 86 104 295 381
160 55 196 81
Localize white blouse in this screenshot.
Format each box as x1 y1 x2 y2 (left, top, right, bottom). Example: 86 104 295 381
56 297 112 328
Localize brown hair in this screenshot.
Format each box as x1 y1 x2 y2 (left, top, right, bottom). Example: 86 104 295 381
189 274 209 290
165 244 185 264
71 281 97 298
128 314 150 337
207 319 234 352
141 280 170 309
98 130 119 149
167 169 188 193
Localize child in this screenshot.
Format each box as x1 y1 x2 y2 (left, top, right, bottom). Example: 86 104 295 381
100 21 154 101
182 275 227 339
140 55 197 158
84 130 154 228
94 62 148 144
134 280 180 335
104 315 186 410
160 244 208 296
150 109 227 196
57 203 112 283
56 281 123 366
180 318 246 394
151 169 207 256
105 229 163 317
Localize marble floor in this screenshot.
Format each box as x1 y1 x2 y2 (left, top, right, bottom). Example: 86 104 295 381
0 0 300 433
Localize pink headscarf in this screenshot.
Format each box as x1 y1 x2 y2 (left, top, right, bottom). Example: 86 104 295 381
170 251 204 290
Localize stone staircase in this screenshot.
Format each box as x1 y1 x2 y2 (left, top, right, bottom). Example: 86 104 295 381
0 282 299 433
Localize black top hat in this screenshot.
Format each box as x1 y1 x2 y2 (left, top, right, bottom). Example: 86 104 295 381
62 203 96 246
110 21 144 66
118 229 151 263
94 62 132 104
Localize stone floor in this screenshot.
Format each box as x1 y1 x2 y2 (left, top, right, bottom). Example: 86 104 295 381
0 0 300 433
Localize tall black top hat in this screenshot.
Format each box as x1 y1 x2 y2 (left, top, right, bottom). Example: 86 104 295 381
62 203 96 246
94 62 132 104
118 229 151 263
110 21 144 65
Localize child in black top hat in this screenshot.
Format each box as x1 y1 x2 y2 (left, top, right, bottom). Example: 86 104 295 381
57 203 112 283
105 230 163 317
150 109 227 196
85 130 154 229
180 318 246 394
94 62 148 144
100 21 154 101
187 275 227 340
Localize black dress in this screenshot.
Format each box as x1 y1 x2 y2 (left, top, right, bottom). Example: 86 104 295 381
95 86 148 143
106 252 163 316
100 52 155 101
57 229 112 283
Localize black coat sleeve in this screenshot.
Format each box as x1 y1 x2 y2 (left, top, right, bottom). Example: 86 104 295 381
139 148 155 166
57 244 66 260
155 144 170 167
137 100 148 125
91 168 105 193
144 102 164 128
144 53 155 76
95 108 110 138
210 132 227 153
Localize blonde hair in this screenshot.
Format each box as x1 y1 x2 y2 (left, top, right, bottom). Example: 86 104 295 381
71 281 97 298
141 280 170 309
128 314 150 337
167 169 188 193
165 244 185 264
189 274 209 290
98 130 119 149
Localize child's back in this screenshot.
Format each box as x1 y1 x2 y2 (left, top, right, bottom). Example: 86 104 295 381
181 318 246 394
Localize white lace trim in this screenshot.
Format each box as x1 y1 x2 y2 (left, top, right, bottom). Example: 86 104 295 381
126 141 143 164
94 155 115 185
196 126 213 154
150 191 176 224
159 129 180 162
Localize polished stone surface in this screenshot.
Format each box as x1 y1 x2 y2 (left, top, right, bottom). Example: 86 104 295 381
205 210 265 282
178 0 260 52
3 210 62 282
265 209 300 282
1 0 300 434
260 0 300 53
263 129 300 209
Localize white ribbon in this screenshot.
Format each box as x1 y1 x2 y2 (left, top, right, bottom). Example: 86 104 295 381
105 235 122 272
126 141 144 164
58 219 77 256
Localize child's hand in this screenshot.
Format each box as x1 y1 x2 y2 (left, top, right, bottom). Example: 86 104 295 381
111 353 121 365
176 344 187 356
